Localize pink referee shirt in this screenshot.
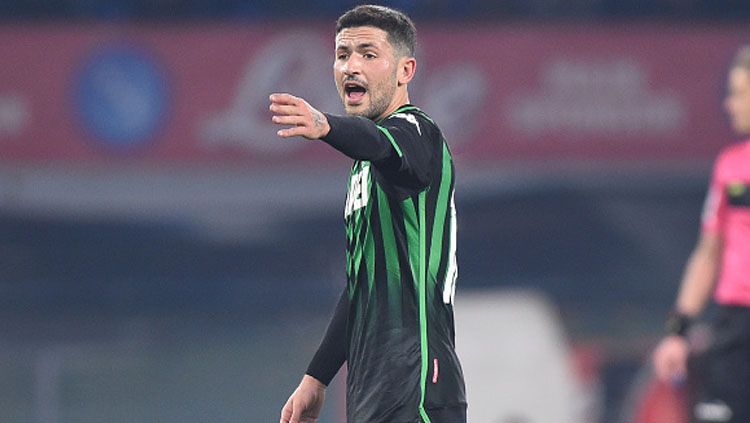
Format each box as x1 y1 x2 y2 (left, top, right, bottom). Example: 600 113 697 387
702 138 750 306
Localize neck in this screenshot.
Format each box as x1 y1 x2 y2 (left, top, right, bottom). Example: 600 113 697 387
375 89 410 121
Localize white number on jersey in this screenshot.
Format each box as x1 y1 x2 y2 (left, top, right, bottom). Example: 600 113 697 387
443 191 458 304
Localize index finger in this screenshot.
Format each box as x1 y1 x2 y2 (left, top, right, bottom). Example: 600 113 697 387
269 93 300 106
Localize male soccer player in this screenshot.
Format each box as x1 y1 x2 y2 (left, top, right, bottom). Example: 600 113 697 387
653 45 750 423
270 5 466 423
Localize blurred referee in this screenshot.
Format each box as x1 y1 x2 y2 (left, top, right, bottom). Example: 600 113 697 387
653 46 750 423
270 5 466 423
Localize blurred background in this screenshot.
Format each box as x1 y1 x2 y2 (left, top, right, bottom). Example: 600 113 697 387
1 1 749 422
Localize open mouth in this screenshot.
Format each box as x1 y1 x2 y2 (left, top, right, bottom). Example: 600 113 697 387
344 81 367 104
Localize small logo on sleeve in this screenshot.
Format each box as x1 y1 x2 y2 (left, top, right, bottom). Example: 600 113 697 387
392 113 421 135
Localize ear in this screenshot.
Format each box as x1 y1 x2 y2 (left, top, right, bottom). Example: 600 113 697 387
397 56 417 86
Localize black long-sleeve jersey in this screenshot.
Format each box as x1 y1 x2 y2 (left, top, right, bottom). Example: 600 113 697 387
306 105 466 423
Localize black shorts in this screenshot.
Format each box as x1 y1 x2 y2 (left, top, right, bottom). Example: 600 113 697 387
689 305 750 423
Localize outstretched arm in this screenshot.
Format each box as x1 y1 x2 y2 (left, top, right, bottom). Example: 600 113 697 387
269 93 396 161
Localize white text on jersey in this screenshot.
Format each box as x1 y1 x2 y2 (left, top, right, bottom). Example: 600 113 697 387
344 164 370 219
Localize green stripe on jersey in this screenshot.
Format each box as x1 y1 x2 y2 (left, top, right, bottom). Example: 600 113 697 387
349 162 368 288
416 190 431 423
377 185 402 321
376 126 403 158
428 143 452 281
402 198 420 289
365 215 376 298
399 191 431 422
394 105 419 114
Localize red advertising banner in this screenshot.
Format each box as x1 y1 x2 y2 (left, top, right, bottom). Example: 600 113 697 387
0 23 745 164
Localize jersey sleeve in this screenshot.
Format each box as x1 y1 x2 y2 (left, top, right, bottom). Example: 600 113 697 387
701 152 728 235
321 112 440 197
321 111 436 195
321 114 395 162
374 112 435 193
305 288 348 386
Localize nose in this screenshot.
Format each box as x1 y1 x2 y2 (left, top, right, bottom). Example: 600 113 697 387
341 55 362 75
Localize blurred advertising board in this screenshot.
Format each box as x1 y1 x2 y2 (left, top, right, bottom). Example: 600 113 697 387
0 23 745 165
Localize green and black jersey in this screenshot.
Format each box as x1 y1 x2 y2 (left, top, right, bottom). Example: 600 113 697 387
308 105 466 422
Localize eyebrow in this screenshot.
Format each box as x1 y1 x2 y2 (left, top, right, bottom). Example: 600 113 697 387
336 42 379 52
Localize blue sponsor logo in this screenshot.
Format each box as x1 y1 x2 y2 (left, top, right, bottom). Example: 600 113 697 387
74 44 169 152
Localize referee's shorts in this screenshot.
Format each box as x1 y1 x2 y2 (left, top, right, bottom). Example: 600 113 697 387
689 305 750 423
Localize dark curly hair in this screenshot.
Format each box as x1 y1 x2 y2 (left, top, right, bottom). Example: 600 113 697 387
335 5 416 57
